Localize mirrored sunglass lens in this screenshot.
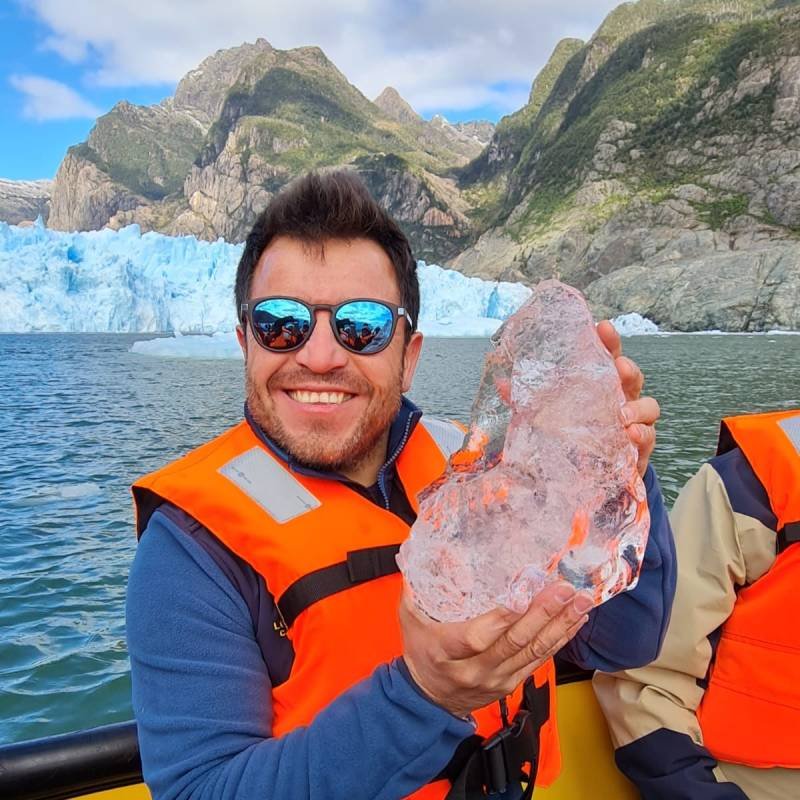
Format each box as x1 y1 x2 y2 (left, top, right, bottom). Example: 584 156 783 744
335 301 394 353
252 299 312 349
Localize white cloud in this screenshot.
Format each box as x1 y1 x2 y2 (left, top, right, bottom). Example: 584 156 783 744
22 0 622 117
9 74 102 120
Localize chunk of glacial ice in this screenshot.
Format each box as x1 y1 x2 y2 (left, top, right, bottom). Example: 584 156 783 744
398 280 650 622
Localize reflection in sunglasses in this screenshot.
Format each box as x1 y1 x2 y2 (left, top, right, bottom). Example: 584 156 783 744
246 297 405 355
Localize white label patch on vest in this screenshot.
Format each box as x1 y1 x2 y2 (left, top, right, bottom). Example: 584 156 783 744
219 447 321 523
778 415 800 456
421 416 466 459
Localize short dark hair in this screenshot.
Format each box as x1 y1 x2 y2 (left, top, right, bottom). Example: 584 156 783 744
235 170 419 336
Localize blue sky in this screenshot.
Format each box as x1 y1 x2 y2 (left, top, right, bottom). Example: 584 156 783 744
0 0 619 180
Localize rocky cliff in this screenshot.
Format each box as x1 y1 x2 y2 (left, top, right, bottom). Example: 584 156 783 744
454 0 800 330
0 179 52 224
49 42 484 262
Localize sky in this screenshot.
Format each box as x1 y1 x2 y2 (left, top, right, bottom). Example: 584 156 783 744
0 0 622 180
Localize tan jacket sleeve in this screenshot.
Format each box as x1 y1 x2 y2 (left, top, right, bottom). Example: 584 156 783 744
592 459 780 796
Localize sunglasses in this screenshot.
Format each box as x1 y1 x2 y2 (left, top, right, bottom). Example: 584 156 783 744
240 296 415 355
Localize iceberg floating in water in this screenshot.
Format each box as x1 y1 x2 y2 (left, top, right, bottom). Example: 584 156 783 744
130 331 244 359
610 312 659 336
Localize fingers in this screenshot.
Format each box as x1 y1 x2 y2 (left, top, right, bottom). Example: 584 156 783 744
615 355 644 401
598 321 658 470
507 613 590 689
502 593 592 676
630 422 656 476
621 395 659 476
439 605 522 660
399 587 520 661
597 321 648 404
400 582 594 716
596 320 621 359
484 582 592 669
622 395 660 427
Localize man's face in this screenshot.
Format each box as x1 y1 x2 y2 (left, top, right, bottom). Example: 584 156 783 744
238 236 423 478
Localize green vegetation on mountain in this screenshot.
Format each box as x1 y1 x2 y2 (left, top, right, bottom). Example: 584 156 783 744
693 193 750 228
460 0 799 242
50 39 484 257
446 0 800 332
73 102 204 201
199 47 469 176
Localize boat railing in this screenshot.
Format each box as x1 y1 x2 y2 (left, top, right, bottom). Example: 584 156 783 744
0 720 142 800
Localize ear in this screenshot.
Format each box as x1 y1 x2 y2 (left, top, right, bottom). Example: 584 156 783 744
236 324 248 363
401 331 424 393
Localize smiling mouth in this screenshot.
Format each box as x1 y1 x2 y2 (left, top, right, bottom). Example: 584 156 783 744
286 389 354 405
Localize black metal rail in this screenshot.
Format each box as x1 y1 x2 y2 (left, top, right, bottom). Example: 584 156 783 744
0 721 142 800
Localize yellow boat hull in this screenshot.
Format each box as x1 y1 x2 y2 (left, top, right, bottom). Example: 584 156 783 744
59 677 634 799
80 788 150 800
538 679 636 798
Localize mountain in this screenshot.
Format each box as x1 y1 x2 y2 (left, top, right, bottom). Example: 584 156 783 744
374 86 421 126
41 1 800 330
453 0 800 330
48 41 484 262
0 179 52 225
373 87 494 161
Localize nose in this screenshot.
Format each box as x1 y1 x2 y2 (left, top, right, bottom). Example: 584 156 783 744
294 311 348 373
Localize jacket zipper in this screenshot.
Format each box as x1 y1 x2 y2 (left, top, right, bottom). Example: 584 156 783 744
377 411 417 509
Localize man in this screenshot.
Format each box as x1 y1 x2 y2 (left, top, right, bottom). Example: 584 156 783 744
359 323 376 350
126 171 675 799
595 409 800 799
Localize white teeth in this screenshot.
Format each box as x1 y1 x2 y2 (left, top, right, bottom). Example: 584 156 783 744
288 390 350 405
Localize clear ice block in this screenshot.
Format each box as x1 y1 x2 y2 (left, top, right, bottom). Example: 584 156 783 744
398 280 650 622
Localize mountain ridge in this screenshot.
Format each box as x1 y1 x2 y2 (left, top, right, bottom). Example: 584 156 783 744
45 41 492 262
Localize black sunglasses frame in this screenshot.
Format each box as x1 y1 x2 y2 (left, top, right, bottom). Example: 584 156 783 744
239 296 415 355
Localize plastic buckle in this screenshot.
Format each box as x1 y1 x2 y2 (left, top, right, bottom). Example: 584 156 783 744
480 710 533 795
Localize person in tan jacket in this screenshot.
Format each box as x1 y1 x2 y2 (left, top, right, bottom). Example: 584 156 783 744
594 410 800 800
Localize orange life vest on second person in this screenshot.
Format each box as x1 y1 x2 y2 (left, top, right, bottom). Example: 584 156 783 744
698 409 800 769
132 416 561 798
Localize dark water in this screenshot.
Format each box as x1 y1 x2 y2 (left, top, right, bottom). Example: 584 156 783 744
0 333 798 743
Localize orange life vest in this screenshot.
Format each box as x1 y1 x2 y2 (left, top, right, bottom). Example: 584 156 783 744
697 409 800 769
132 417 561 797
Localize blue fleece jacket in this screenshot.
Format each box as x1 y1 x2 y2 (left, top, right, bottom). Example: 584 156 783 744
126 400 675 800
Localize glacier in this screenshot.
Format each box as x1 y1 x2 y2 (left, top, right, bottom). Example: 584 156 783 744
0 220 662 349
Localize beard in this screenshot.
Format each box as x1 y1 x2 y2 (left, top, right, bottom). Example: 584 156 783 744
246 367 403 476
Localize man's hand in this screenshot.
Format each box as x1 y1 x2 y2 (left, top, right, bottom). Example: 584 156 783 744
400 583 592 719
597 320 659 476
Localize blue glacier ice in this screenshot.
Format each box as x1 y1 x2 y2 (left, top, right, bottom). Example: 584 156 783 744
0 221 239 334
0 221 662 356
0 220 534 337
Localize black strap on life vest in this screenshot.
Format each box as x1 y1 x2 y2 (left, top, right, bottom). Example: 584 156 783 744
778 521 800 554
437 677 550 799
276 544 401 628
